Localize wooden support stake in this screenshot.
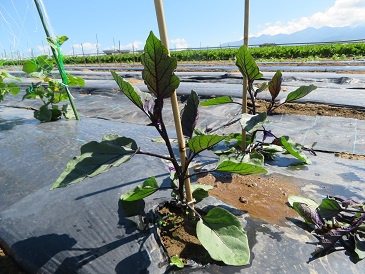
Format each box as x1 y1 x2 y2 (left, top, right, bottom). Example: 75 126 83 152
154 0 194 207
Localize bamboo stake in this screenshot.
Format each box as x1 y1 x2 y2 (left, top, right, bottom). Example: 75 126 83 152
33 0 80 120
242 0 250 150
153 0 194 207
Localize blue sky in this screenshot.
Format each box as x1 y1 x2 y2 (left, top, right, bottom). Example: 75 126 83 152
0 0 364 57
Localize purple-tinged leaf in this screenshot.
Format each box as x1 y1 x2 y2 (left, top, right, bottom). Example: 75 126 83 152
293 202 323 227
268 70 282 100
318 198 342 219
181 90 199 138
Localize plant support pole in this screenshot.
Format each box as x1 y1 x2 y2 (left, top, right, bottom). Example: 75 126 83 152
154 0 194 207
242 0 250 150
33 0 80 120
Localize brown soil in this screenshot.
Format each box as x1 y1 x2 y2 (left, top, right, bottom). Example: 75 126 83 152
159 173 302 266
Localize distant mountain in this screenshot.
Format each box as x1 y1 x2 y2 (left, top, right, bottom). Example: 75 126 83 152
223 25 365 47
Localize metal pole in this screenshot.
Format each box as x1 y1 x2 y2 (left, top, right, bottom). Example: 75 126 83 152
154 0 193 207
242 0 250 150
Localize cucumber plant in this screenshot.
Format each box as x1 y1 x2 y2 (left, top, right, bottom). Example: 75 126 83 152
0 71 21 102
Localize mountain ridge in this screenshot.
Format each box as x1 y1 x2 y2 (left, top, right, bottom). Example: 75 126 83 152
222 25 365 47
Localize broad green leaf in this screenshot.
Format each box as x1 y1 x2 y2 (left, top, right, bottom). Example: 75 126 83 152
51 134 138 189
34 105 52 122
196 207 250 266
261 144 284 153
285 84 317 103
279 136 312 164
181 90 199 138
170 255 184 268
200 96 233 106
235 45 262 83
120 177 159 201
7 83 20 95
22 60 38 74
188 135 225 154
191 184 213 203
47 36 68 49
216 159 267 175
288 195 319 209
67 73 85 87
36 55 53 72
268 70 282 100
50 107 62 121
318 198 342 219
141 31 180 98
240 112 267 134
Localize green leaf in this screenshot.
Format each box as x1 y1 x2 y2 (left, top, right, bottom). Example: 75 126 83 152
288 195 319 209
0 71 21 82
285 85 317 103
120 177 159 201
111 71 154 113
62 104 75 120
216 158 267 175
261 144 284 153
318 198 342 219
240 112 267 134
67 73 85 87
22 60 38 74
268 70 282 100
181 90 199 138
34 105 52 122
196 207 250 266
191 184 213 203
170 255 184 268
292 202 322 226
188 135 225 154
51 134 138 189
279 136 312 164
141 31 180 98
200 96 233 106
235 45 262 83
7 83 20 95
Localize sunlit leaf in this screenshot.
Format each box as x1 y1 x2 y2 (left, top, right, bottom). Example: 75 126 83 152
22 60 38 74
120 177 159 201
170 255 184 268
216 156 267 175
141 31 180 98
112 71 143 109
268 70 282 100
288 195 319 209
196 207 250 266
279 136 312 164
188 135 225 154
67 73 85 87
285 85 317 103
318 198 342 219
240 112 267 134
51 134 138 189
235 45 262 83
191 184 213 203
200 96 233 106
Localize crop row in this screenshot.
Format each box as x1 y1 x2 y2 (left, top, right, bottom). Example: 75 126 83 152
1 42 365 66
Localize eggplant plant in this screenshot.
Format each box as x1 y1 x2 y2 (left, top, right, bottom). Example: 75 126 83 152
288 195 365 262
200 45 317 115
0 71 21 102
22 36 84 122
51 31 260 267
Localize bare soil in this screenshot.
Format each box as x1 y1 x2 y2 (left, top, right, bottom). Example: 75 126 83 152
158 173 302 266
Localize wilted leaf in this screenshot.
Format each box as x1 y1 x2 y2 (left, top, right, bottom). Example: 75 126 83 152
51 134 138 189
200 96 233 106
285 85 317 103
196 207 250 266
141 31 180 98
292 202 323 226
288 195 319 208
181 90 199 138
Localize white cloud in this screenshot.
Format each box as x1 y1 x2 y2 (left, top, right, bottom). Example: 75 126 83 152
253 0 365 37
170 38 188 49
104 41 144 51
71 42 101 54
